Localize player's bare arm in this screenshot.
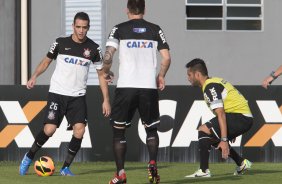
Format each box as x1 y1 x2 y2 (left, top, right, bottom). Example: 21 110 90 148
262 65 282 89
214 107 229 159
103 46 116 81
157 49 171 90
27 57 52 89
97 69 111 117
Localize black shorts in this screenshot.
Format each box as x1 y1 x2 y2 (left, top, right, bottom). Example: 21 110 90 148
110 88 160 129
44 92 87 130
205 113 253 140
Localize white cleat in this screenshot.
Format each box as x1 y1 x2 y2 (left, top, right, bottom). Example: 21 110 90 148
185 169 211 178
234 159 252 175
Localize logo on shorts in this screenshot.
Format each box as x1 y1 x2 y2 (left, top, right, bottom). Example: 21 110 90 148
83 48 91 58
48 110 55 120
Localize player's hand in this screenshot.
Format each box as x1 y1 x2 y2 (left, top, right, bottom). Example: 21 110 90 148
262 76 273 89
102 100 111 117
216 141 229 159
26 78 36 89
157 75 165 91
104 71 114 83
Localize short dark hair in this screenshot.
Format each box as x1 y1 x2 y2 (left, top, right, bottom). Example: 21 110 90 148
127 0 145 15
185 58 208 76
73 12 90 26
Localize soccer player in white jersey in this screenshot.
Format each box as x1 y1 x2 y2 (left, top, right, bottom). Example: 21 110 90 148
103 0 171 183
19 12 111 176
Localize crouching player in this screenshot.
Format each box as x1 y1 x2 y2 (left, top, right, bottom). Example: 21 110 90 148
185 58 253 177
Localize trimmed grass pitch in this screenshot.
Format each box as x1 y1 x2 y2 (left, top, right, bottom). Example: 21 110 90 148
0 162 281 184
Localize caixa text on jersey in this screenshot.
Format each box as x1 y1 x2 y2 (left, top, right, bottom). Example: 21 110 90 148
64 57 90 66
126 41 154 48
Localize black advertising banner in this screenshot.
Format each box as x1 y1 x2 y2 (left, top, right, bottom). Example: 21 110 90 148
0 85 282 162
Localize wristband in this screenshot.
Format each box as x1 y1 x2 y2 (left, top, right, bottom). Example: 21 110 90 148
270 71 278 80
220 137 228 142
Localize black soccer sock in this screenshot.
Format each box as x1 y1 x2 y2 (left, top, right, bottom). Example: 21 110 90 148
229 147 244 166
198 131 212 172
146 128 159 162
112 127 127 174
27 130 50 159
62 136 82 169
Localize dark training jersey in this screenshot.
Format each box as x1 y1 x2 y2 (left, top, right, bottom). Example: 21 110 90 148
202 77 252 116
47 35 103 96
106 19 170 89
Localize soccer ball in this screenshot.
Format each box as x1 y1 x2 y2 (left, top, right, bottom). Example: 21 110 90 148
34 156 55 176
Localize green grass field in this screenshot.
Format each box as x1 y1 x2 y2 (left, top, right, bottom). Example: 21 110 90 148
0 162 281 184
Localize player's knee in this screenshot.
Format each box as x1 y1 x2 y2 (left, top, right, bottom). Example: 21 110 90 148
68 136 82 155
73 123 86 138
198 131 211 139
198 131 212 144
198 124 211 135
113 127 126 142
145 128 158 141
43 124 57 137
111 119 127 129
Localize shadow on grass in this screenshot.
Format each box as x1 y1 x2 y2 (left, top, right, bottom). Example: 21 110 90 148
78 164 170 175
162 176 242 184
161 169 282 184
243 169 281 176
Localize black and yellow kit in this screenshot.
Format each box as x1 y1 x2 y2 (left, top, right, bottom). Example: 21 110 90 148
202 77 252 116
202 77 253 140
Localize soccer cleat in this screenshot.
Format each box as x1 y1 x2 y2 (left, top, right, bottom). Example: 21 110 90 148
148 161 160 184
19 153 32 175
60 167 75 176
109 173 127 184
185 169 211 178
234 159 252 175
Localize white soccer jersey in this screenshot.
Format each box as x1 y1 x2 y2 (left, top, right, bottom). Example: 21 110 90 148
47 35 103 96
106 19 169 89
